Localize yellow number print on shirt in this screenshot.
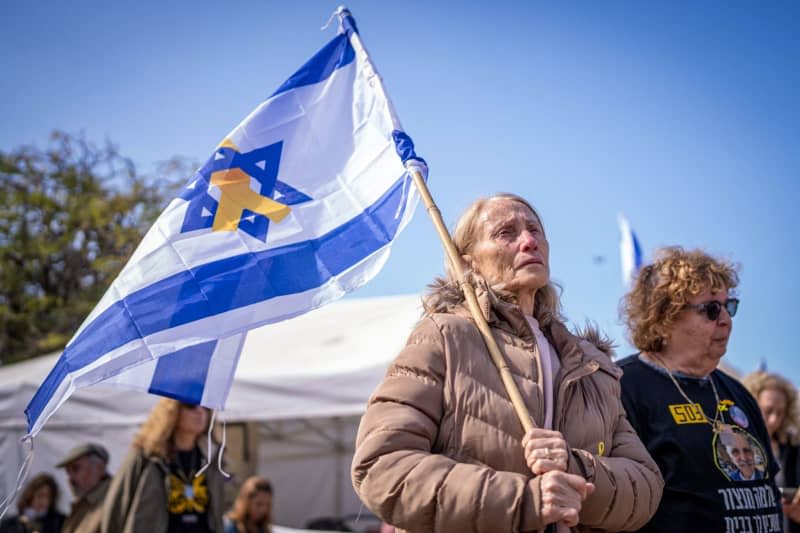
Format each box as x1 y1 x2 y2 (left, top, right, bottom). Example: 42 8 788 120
167 472 209 514
668 403 707 424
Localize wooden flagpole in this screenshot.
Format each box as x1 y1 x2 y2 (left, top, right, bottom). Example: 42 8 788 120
407 168 535 433
336 4 535 433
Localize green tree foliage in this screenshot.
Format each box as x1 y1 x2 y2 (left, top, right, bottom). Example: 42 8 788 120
0 131 190 363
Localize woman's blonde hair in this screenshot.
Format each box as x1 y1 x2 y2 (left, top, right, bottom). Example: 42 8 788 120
742 371 800 445
132 398 212 459
227 475 273 532
622 246 738 353
17 472 59 515
444 193 562 325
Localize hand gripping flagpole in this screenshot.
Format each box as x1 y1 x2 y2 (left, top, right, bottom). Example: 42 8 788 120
334 6 535 434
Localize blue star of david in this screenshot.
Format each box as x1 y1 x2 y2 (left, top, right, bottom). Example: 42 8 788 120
179 141 312 242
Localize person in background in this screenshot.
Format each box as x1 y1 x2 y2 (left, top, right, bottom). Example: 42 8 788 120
101 398 225 533
619 247 782 532
57 443 111 533
351 193 663 532
0 473 65 533
223 476 272 533
743 371 800 532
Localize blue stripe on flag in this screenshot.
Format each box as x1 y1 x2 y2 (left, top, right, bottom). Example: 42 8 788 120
148 340 216 404
271 33 355 99
26 357 69 429
26 173 408 430
632 231 643 270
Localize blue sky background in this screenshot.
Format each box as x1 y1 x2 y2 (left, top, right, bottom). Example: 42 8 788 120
2 1 798 380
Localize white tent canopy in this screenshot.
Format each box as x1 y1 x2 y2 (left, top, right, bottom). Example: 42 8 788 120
0 294 423 528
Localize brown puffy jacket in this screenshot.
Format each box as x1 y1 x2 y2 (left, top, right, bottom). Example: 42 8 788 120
352 284 663 532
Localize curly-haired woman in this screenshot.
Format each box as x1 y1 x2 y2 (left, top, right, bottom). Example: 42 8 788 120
0 473 64 533
223 476 272 533
743 371 800 532
101 399 225 533
619 247 781 532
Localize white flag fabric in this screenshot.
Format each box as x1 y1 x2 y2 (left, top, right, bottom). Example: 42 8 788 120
618 213 643 288
25 10 424 437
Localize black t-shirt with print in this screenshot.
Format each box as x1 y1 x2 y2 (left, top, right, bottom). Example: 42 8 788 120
619 354 782 533
166 447 211 533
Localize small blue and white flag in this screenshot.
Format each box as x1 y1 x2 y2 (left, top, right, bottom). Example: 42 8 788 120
25 8 424 437
618 213 643 288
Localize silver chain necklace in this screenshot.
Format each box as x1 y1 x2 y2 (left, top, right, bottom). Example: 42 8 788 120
647 353 726 434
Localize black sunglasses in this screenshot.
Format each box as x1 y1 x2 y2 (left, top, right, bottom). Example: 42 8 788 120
684 298 739 321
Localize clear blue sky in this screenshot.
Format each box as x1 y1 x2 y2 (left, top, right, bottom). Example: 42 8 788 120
2 1 798 379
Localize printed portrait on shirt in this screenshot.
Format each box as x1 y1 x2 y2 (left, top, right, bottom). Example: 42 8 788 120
713 425 768 482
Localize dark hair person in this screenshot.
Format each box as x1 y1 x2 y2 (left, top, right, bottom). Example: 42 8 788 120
351 193 663 532
743 371 800 532
223 476 273 533
101 398 225 533
0 473 64 533
619 247 782 532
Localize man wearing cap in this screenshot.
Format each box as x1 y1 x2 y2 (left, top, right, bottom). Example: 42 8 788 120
56 443 111 533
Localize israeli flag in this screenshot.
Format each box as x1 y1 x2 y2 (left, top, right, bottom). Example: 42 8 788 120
25 9 424 437
618 213 643 288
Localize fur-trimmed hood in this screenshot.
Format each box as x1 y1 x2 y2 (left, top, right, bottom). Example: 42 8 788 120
422 276 616 361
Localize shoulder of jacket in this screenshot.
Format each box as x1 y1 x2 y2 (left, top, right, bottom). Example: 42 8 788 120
572 324 616 359
424 312 479 333
122 448 148 466
571 334 622 379
134 449 171 474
